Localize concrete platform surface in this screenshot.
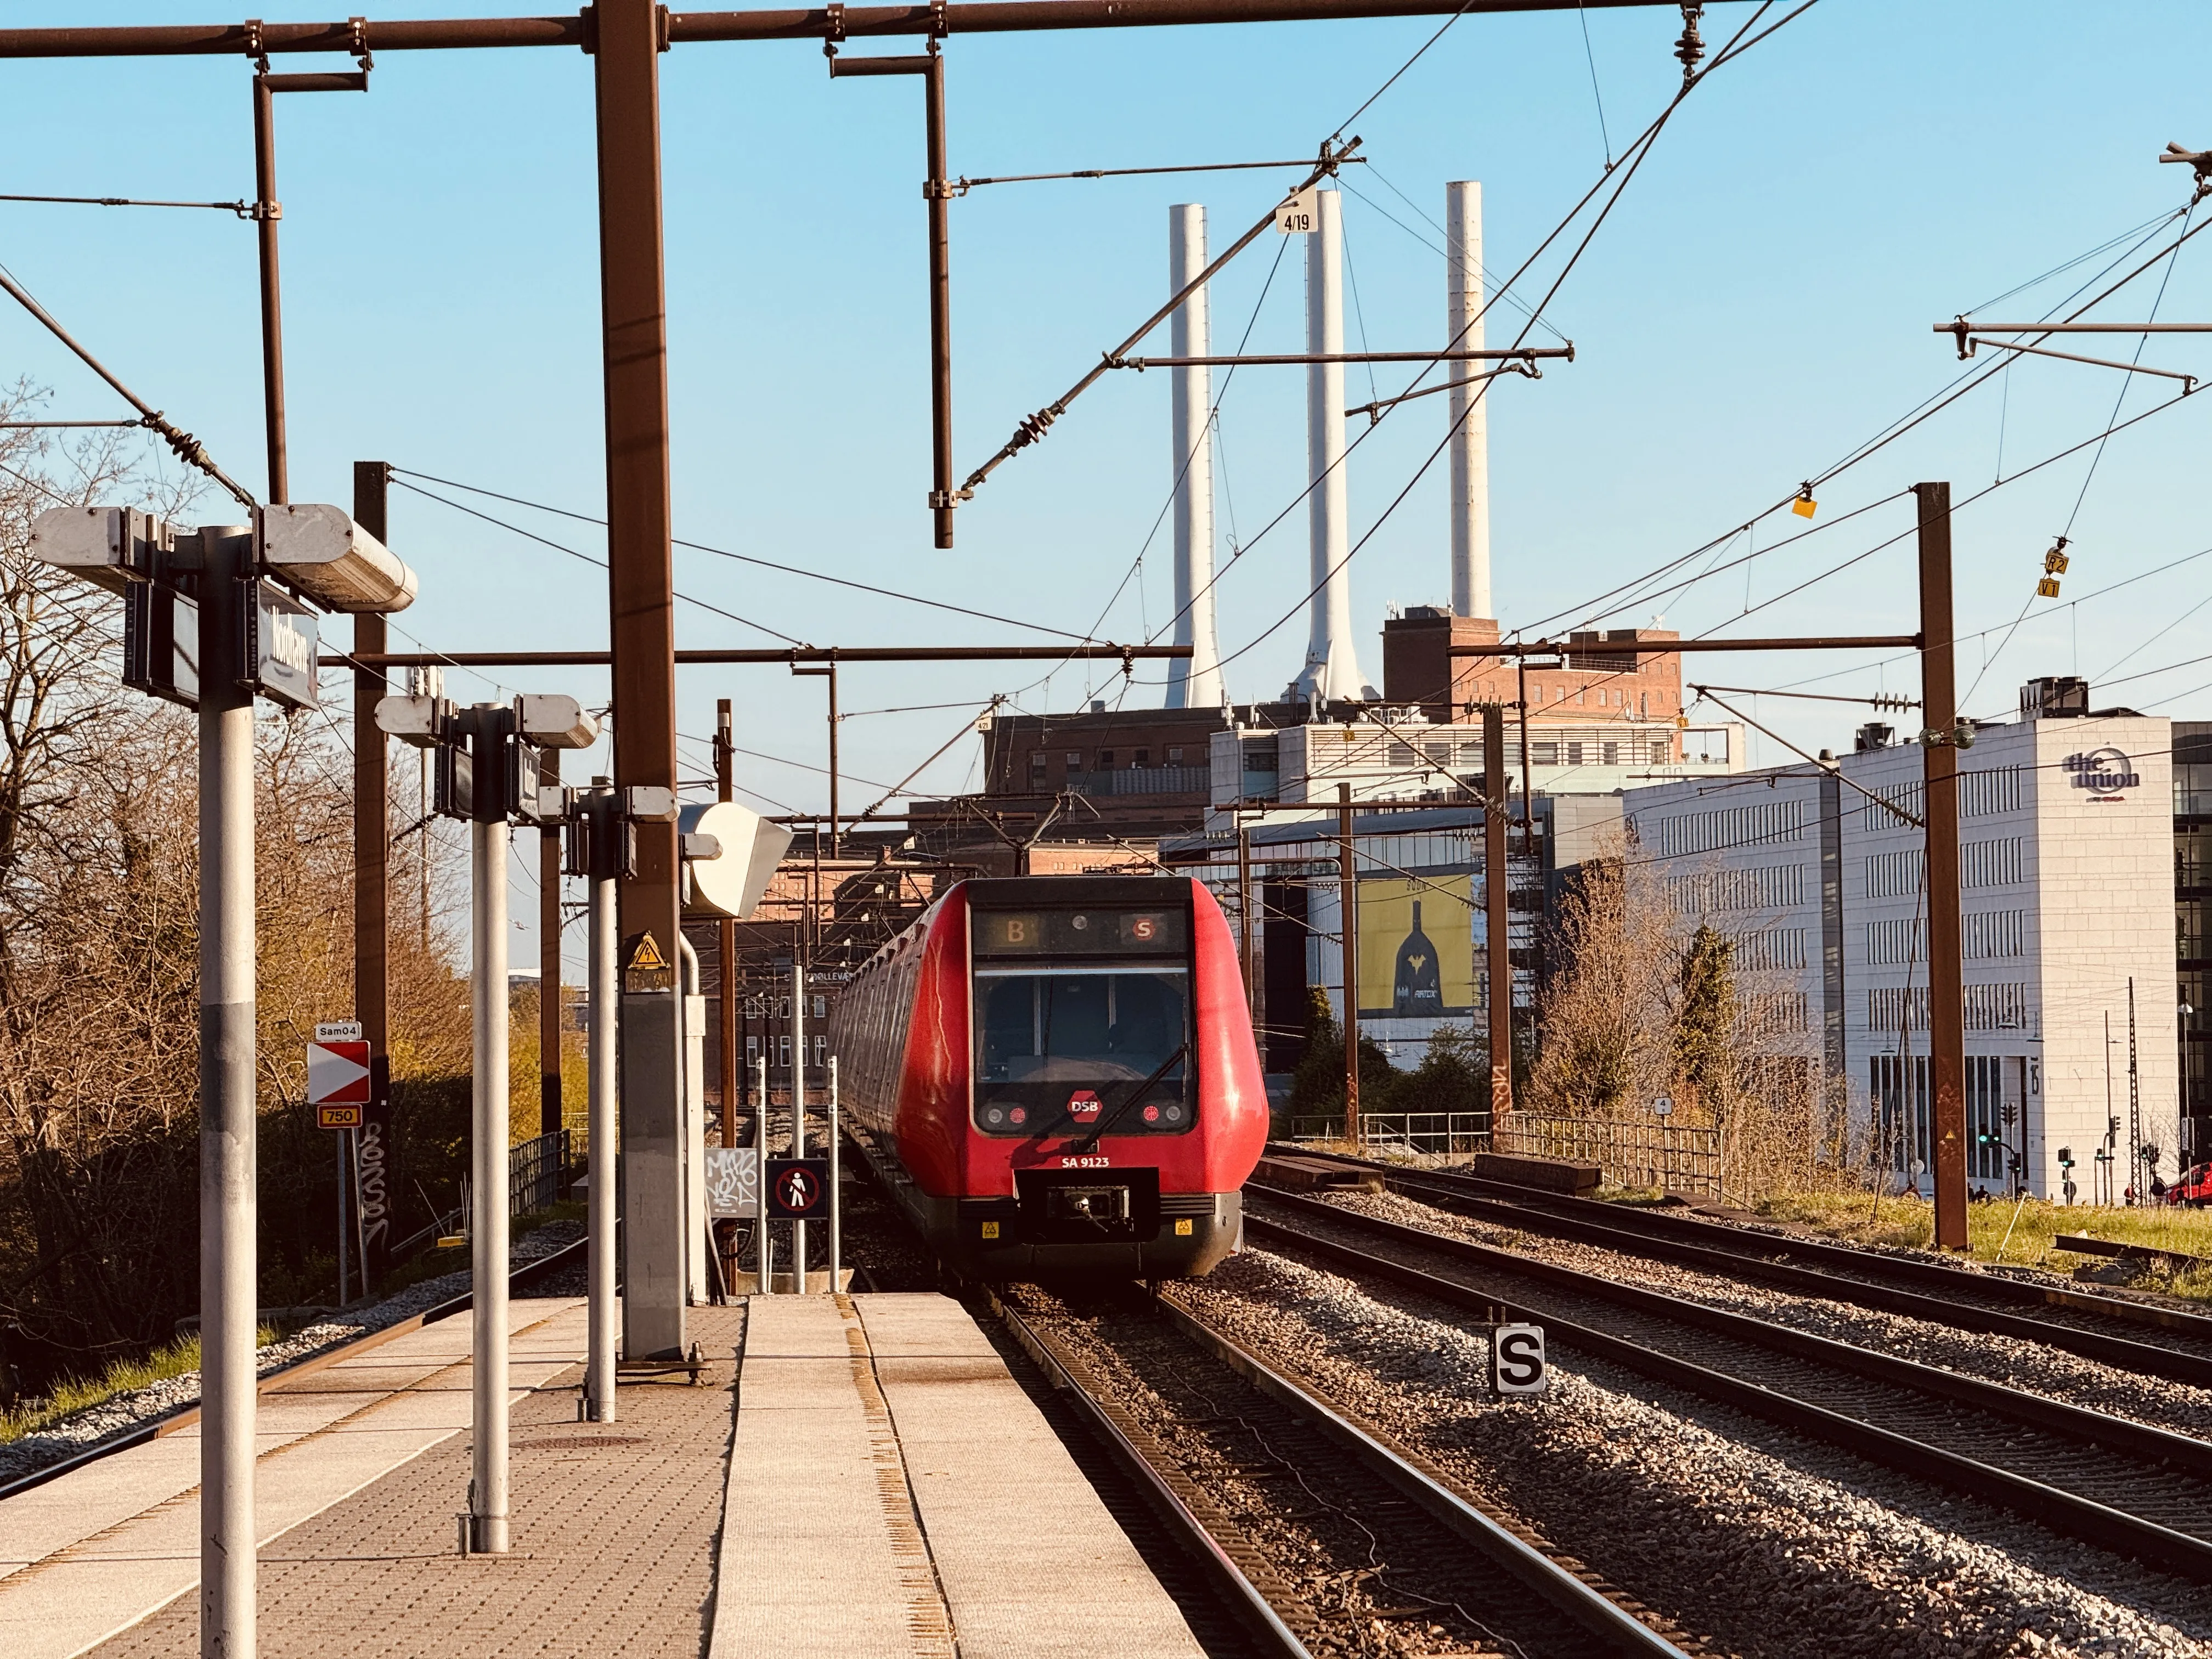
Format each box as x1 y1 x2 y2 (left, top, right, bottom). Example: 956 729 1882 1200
5 1291 1204 1659
0 1297 590 1659
712 1293 1204 1659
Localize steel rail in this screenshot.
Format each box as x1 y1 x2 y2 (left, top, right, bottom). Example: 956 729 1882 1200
1249 1183 2212 1479
1243 1199 2212 1585
1283 1151 2212 1387
0 3 1685 59
1149 1290 1695 1657
988 1290 1316 1659
1291 1145 2212 1347
0 1235 587 1506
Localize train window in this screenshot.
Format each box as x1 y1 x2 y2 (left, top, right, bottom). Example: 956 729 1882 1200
972 967 1192 1137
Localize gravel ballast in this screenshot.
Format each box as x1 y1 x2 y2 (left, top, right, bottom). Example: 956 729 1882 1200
1324 1187 2212 1444
1182 1244 2212 1659
0 1220 583 1488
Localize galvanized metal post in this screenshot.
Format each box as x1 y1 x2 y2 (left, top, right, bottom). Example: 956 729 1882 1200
467 707 511 1553
828 1056 842 1291
595 0 686 1361
540 749 563 1141
2129 976 2143 1203
755 1054 772 1294
336 1130 350 1305
1483 704 1512 1120
791 959 806 1288
198 522 257 1659
1915 482 1968 1251
585 785 618 1423
1338 782 1359 1144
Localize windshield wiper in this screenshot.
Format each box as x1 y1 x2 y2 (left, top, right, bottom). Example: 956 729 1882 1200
1065 1043 1188 1156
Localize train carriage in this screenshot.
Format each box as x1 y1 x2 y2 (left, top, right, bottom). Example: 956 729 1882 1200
830 874 1267 1277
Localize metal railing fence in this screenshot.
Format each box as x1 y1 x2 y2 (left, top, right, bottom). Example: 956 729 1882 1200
1492 1112 1723 1199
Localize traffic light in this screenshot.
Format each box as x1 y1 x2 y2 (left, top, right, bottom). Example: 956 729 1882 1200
2058 1146 2074 1169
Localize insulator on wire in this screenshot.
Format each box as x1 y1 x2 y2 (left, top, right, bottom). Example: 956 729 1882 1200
1675 4 1706 87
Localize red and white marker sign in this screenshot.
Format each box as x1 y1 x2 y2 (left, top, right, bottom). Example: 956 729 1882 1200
308 1040 371 1129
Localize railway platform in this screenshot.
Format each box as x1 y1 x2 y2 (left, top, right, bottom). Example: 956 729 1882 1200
0 1291 1204 1658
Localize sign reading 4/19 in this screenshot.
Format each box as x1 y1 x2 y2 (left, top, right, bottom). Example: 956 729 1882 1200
1276 185 1318 235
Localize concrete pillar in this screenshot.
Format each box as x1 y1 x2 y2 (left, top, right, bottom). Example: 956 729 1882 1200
1166 204 1226 709
1447 180 1492 620
1293 188 1371 705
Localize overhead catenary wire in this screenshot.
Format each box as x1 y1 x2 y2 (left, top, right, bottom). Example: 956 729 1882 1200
386 467 1104 643
1143 1 1810 664
0 190 251 213
0 257 255 507
1142 2 1811 682
953 155 1369 190
1523 196 2207 644
387 475 810 648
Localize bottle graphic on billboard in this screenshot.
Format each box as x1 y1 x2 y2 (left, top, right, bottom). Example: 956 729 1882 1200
1392 900 1443 1015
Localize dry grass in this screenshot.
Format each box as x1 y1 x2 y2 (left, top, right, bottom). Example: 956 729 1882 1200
1756 1191 2212 1301
1 1324 279 1444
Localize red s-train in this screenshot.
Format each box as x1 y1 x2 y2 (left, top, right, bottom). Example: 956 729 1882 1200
828 874 1268 1278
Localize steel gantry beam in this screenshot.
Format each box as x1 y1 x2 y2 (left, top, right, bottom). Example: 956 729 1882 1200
0 3 1685 58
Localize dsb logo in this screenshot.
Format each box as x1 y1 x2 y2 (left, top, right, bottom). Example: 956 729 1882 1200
1490 1324 1547 1396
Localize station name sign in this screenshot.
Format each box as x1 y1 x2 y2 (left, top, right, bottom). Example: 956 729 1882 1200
2063 748 2139 801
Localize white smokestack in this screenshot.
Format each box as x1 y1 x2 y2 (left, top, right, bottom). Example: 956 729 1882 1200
1165 204 1225 709
1292 187 1372 705
1447 179 1492 619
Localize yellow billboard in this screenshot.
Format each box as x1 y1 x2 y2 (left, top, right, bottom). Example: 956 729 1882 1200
1356 876 1476 1021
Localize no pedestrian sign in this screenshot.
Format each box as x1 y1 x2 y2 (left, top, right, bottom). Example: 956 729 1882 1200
765 1158 831 1220
308 1039 372 1130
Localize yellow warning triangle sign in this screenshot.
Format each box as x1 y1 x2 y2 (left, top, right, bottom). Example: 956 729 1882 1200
628 932 669 972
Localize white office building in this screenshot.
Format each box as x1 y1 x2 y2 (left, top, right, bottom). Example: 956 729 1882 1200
1622 689 2177 1199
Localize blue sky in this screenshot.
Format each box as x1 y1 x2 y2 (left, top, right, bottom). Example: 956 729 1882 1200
5 0 2211 974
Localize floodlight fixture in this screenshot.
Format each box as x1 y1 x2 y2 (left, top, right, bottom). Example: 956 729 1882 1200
516 693 598 750
259 503 417 613
29 505 171 592
375 693 454 748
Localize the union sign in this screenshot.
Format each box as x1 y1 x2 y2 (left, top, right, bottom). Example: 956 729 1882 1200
2063 748 2139 800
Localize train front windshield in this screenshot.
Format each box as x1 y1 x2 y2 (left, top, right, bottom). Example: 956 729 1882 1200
970 902 1192 1137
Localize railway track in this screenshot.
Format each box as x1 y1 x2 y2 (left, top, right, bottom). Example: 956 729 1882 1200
1246 1183 2212 1587
1274 1146 2212 1389
989 1279 1695 1658
0 1234 589 1504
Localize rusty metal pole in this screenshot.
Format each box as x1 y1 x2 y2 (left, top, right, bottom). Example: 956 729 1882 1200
1338 782 1359 1145
1483 703 1512 1122
539 749 563 1142
252 70 287 503
925 48 955 548
827 47 956 547
826 656 841 855
1236 821 1256 1024
1916 481 1968 1251
595 0 686 1359
351 464 390 1296
716 701 738 1150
